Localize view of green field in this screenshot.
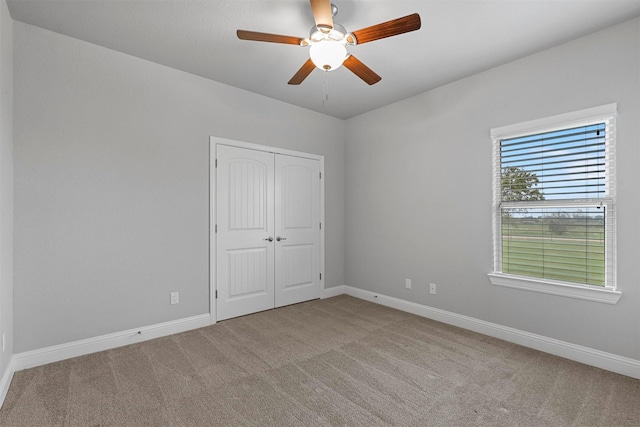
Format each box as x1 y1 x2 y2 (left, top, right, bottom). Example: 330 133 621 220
502 218 605 286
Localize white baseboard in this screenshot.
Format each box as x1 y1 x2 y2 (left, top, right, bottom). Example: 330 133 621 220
343 286 640 379
0 358 15 408
321 285 346 299
12 314 211 372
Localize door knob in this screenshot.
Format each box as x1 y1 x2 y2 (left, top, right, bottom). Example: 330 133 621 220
276 236 286 241
263 237 273 242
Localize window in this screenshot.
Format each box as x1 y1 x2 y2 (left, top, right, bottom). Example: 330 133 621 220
489 104 620 304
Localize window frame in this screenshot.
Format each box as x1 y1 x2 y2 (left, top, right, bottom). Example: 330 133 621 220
488 104 621 304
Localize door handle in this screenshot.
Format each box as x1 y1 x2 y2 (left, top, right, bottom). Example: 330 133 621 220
276 236 286 241
263 237 274 242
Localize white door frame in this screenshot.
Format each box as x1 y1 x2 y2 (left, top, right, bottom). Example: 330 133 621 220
209 137 325 325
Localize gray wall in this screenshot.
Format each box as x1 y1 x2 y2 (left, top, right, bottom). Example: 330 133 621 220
0 0 13 376
13 22 345 353
11 12 640 363
345 18 640 359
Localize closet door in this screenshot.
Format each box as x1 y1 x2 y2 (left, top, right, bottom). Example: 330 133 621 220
216 145 275 321
274 155 321 307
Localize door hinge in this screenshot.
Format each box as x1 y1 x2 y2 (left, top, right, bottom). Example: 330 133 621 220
215 290 218 299
319 222 322 230
215 159 218 168
215 224 217 233
320 273 322 280
319 172 322 179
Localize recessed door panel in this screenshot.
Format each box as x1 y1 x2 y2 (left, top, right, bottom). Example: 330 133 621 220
227 247 268 298
280 244 314 290
282 165 314 229
228 160 267 231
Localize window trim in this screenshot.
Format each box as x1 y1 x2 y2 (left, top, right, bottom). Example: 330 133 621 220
488 273 621 304
489 103 620 304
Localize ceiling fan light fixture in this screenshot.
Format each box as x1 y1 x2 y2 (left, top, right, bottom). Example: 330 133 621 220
236 1 421 85
309 40 347 71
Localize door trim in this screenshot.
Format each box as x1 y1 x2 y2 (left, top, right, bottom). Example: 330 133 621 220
209 137 325 324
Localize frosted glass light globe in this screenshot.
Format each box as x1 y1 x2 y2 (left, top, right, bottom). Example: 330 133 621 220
309 40 347 71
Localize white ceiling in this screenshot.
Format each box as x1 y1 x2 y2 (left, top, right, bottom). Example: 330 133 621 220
7 0 640 119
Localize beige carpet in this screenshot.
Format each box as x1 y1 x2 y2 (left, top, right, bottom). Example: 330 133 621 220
0 295 638 426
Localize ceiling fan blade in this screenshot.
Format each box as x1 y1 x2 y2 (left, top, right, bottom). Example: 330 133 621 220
237 30 302 45
351 13 421 45
310 0 333 30
288 59 316 85
343 55 381 85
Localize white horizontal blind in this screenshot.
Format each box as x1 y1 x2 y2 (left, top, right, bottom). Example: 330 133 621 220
501 206 606 285
493 113 615 288
501 124 606 200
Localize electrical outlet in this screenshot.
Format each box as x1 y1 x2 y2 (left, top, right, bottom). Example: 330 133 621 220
405 279 412 289
429 283 437 295
170 292 179 305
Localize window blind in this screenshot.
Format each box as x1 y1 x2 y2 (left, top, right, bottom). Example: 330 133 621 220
501 207 605 286
500 124 606 201
494 115 615 288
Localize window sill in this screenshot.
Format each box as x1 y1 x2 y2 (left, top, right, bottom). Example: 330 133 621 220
488 273 621 304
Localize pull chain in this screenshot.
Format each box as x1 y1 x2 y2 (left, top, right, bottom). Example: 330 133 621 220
322 71 329 109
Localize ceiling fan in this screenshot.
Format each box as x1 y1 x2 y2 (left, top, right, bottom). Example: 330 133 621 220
237 0 421 85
